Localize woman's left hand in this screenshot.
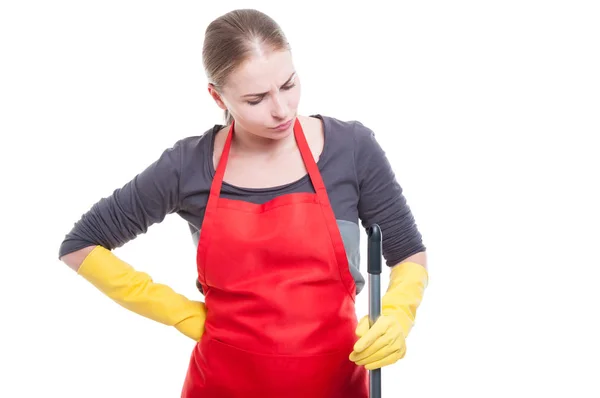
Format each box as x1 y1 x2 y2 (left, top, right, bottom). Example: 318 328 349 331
348 314 406 370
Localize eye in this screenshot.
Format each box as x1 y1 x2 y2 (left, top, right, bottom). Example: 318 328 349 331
247 98 263 106
246 83 296 106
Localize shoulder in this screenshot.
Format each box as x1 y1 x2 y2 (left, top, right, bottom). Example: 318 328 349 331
313 114 378 156
173 124 221 157
164 124 223 176
313 114 374 140
142 124 222 195
312 114 380 162
317 115 394 185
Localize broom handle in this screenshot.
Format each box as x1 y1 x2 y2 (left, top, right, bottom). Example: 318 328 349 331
367 224 382 398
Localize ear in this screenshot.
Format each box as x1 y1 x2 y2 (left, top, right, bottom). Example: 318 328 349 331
208 84 228 111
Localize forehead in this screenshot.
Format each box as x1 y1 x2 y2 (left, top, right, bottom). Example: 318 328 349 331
225 50 295 94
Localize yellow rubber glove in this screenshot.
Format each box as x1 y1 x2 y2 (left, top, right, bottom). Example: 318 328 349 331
349 261 428 370
77 245 206 341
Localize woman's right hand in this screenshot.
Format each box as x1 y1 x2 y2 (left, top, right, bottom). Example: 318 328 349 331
66 245 208 338
174 300 207 341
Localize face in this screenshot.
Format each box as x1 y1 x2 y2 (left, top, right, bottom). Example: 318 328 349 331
208 49 301 140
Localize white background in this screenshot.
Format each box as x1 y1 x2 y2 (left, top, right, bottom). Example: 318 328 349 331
1 1 599 397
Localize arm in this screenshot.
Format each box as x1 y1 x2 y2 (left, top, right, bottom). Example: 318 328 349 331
71 245 206 340
395 250 427 270
58 142 206 341
349 122 429 369
353 123 426 267
61 246 96 272
58 142 182 261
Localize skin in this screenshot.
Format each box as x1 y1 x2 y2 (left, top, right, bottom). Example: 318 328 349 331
208 48 301 155
208 47 328 189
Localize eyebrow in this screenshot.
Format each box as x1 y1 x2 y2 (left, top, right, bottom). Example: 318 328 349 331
241 72 296 98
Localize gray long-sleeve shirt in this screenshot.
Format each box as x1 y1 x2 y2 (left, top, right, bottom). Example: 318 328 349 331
58 114 426 294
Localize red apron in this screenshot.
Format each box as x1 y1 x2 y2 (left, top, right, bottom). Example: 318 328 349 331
181 118 368 398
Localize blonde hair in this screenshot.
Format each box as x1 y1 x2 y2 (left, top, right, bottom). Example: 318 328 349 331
202 9 291 125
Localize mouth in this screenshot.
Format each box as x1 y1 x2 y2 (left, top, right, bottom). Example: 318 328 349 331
270 119 293 130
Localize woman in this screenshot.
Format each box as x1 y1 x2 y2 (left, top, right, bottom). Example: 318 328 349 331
58 8 429 398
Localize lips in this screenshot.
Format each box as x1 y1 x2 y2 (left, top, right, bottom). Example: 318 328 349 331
271 119 293 130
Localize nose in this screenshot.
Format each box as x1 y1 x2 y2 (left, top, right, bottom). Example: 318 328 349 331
271 93 288 120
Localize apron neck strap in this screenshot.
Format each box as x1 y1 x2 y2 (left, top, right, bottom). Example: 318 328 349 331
210 117 328 200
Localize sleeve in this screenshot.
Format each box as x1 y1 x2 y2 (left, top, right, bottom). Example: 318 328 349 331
354 122 426 267
58 141 183 259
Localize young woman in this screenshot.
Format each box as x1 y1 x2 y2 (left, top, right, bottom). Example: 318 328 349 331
58 8 429 398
